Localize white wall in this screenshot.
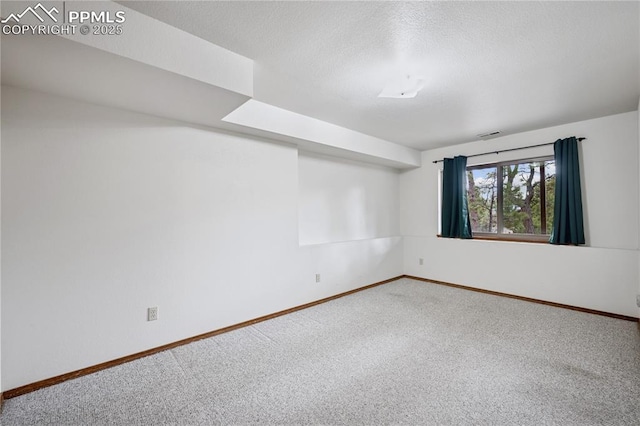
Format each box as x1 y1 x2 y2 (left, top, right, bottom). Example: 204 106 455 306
1 86 403 391
401 111 640 317
299 152 399 245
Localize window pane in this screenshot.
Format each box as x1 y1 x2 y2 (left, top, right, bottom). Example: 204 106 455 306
467 167 497 233
502 160 555 235
544 161 556 234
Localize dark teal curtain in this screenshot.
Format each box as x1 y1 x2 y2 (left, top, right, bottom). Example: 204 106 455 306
441 156 472 239
550 137 585 245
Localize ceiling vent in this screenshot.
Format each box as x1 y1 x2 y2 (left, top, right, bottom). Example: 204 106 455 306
477 131 501 139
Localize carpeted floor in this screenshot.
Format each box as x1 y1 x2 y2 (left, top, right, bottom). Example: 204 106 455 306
2 278 639 425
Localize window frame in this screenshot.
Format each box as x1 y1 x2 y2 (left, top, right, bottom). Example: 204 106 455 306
466 155 555 243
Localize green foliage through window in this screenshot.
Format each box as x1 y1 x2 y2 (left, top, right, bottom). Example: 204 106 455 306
467 158 555 237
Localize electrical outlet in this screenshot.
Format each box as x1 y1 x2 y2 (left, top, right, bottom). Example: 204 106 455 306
315 273 321 283
419 258 424 265
147 307 158 321
636 294 640 308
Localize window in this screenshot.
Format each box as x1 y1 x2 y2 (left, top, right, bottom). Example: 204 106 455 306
467 157 555 241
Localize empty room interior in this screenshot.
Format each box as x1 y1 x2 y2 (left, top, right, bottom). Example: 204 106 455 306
1 1 640 424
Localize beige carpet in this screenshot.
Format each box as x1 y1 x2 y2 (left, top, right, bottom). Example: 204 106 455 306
2 278 639 425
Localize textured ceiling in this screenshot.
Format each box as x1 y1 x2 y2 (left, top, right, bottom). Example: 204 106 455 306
120 1 639 150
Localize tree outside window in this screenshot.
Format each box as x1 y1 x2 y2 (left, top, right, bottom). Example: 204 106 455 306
467 157 555 239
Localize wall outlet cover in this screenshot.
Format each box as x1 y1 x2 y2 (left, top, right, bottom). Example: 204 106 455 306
148 307 158 321
636 294 640 308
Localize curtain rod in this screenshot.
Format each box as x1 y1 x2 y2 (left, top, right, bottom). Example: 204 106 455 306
432 137 586 164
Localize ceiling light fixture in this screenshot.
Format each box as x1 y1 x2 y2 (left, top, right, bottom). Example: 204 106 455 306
378 75 425 99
